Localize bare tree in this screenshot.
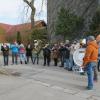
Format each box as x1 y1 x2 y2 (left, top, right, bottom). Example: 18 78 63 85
23 0 36 28
23 0 46 29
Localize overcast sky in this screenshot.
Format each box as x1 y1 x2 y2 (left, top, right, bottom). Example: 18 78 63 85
0 0 47 25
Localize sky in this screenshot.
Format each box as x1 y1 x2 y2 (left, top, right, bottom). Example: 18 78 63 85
0 0 47 25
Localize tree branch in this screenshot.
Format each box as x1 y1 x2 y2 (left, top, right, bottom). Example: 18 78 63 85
81 0 96 17
23 0 34 10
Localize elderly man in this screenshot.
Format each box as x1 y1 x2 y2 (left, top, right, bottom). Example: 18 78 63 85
82 36 98 90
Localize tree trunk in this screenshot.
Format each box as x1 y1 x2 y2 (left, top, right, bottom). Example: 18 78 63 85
63 34 66 42
23 0 35 29
31 9 35 28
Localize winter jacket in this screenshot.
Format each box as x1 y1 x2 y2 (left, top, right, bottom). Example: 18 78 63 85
59 46 70 59
26 44 33 56
10 44 19 53
52 48 59 59
43 47 51 57
1 45 9 56
83 41 98 66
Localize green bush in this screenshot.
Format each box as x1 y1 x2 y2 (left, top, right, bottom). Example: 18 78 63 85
31 28 48 43
89 8 100 36
55 7 84 40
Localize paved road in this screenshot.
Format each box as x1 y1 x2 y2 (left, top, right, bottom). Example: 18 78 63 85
0 62 100 100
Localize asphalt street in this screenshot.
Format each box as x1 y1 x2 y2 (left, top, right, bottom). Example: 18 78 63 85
0 61 99 100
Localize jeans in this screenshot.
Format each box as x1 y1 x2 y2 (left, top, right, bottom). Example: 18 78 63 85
60 56 65 67
69 54 74 69
64 59 70 69
33 53 39 64
43 55 50 66
12 52 18 64
19 53 27 62
3 55 9 65
86 62 97 88
27 56 33 64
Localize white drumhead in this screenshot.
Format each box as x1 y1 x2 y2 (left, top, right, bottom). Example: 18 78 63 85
73 48 85 66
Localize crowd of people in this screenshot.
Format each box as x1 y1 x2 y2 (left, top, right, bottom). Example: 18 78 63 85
42 41 80 70
1 41 36 66
0 40 81 69
42 35 100 90
0 35 100 90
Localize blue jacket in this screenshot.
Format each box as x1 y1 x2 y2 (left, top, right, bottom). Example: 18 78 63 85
10 44 19 53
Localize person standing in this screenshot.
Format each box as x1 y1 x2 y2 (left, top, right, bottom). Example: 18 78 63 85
10 42 19 65
52 44 59 66
32 47 40 64
1 43 9 66
64 45 70 70
19 43 27 64
96 35 100 71
82 36 98 90
59 43 68 67
96 41 100 72
43 44 51 66
69 43 76 70
26 42 33 64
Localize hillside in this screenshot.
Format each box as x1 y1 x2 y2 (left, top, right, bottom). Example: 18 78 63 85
0 20 46 42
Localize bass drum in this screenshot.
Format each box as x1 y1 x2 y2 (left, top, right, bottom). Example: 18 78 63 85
73 48 85 67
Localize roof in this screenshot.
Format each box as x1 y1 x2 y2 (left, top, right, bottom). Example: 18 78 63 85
0 20 47 42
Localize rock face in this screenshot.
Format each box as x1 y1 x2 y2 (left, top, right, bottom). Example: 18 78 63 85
47 0 99 40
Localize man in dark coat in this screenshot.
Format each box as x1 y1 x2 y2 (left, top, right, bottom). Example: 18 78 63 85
1 43 9 66
43 44 51 66
59 43 68 67
26 42 33 64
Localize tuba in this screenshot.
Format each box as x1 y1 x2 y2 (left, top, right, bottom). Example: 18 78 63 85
34 40 43 54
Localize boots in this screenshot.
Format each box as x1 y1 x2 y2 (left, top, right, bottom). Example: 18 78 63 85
20 61 22 64
25 61 27 64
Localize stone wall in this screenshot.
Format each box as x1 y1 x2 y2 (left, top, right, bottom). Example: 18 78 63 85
47 0 99 41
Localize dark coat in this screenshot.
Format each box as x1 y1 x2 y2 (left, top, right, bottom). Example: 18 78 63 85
1 45 9 56
59 46 70 59
26 45 33 56
43 47 51 57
